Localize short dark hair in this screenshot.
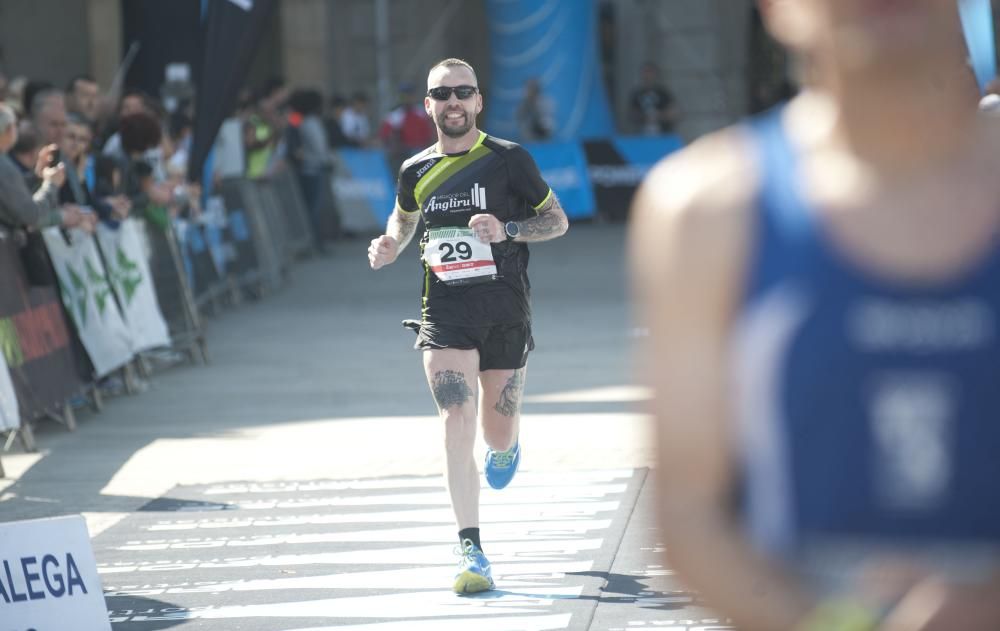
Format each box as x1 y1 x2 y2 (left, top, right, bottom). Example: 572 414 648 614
289 89 323 116
428 58 478 85
120 111 162 154
66 75 97 94
22 81 54 117
66 112 93 130
11 124 39 156
119 88 152 111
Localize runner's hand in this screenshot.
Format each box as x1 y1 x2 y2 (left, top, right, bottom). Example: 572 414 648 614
369 235 399 270
469 214 504 244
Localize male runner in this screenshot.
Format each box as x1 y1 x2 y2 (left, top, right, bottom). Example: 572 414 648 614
631 1 1000 629
368 58 568 594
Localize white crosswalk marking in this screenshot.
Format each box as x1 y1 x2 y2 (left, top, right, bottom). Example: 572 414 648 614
100 470 638 630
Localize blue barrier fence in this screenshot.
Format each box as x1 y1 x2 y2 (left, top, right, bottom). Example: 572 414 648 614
328 135 684 228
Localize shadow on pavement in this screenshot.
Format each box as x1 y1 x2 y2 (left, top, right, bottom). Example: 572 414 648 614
105 594 189 629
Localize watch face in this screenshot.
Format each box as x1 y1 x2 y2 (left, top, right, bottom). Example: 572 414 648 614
506 222 518 238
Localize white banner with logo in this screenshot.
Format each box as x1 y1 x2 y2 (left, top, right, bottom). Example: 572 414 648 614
0 351 19 431
42 227 134 377
96 220 170 352
0 515 112 630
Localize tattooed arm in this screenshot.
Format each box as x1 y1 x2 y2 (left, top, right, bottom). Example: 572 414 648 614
369 204 421 270
511 194 569 242
387 205 421 251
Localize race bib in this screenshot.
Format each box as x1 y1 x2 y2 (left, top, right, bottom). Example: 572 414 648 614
424 227 498 285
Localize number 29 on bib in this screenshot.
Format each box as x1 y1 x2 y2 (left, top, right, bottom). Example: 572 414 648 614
424 227 498 285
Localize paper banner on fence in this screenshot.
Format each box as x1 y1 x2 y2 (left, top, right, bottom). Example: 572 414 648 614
42 227 134 377
96 220 170 352
0 349 19 431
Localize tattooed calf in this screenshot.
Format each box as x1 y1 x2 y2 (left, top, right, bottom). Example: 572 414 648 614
432 370 473 409
494 368 525 417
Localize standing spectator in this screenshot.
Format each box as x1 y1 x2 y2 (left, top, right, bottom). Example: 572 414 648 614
29 88 68 147
244 78 288 179
22 81 54 123
118 111 171 224
101 89 155 159
66 75 100 126
0 102 84 231
515 78 555 142
379 83 436 172
165 111 194 179
287 88 333 252
5 76 27 117
58 114 129 226
9 124 42 180
325 95 354 148
340 92 372 147
629 62 678 135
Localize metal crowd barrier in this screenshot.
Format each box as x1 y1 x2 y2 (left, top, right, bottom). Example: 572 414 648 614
143 220 208 364
268 168 316 257
0 229 86 451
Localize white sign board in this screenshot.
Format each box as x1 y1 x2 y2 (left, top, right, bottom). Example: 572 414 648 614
42 227 134 377
0 515 111 630
96 220 170 353
0 350 19 431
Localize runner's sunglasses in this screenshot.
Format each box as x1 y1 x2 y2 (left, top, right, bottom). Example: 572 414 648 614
427 85 479 101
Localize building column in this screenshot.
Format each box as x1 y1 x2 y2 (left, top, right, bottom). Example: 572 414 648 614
86 0 122 90
280 0 331 91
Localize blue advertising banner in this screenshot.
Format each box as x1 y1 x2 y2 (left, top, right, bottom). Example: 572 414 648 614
485 0 614 141
333 149 397 229
584 135 684 221
612 135 684 167
523 142 595 221
959 0 996 94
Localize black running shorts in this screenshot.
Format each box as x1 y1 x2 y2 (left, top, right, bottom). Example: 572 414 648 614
413 320 534 371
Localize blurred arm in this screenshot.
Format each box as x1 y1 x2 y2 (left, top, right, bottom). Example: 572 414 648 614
628 130 814 631
0 155 61 228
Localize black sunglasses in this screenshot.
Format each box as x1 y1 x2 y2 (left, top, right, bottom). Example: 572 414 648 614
427 85 479 101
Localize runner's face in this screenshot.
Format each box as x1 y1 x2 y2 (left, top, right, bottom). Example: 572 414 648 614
426 66 482 139
764 0 951 65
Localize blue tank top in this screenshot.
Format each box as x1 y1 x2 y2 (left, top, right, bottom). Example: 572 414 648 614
735 109 1000 583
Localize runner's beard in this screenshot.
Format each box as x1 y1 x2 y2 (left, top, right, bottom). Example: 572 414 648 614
438 110 472 138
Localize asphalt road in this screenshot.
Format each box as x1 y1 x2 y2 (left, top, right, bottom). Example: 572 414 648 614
1 223 731 630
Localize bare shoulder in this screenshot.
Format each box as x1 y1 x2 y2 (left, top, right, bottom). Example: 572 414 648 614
629 126 759 307
633 126 758 245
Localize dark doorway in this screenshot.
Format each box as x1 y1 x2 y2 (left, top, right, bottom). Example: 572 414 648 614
121 0 201 98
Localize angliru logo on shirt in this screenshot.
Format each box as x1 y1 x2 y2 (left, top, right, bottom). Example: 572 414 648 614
426 184 488 214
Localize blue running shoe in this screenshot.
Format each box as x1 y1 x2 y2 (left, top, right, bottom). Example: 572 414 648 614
453 539 494 594
484 440 520 490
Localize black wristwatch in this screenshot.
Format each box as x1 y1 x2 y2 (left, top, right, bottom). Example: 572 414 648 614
504 221 520 241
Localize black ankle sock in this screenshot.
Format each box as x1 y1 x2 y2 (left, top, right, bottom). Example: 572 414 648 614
458 527 482 552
